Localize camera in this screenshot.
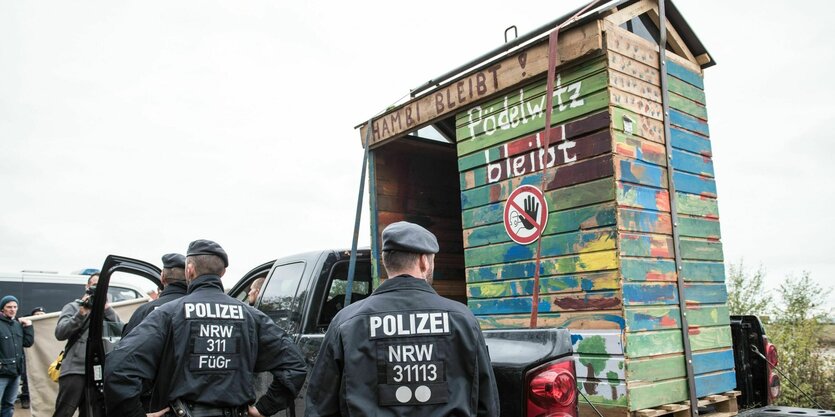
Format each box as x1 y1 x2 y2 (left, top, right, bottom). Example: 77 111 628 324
76 285 96 309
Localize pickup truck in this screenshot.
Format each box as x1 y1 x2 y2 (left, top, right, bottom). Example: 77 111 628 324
83 253 579 417
83 252 833 417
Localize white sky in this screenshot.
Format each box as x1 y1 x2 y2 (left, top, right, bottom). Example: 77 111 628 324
1 1 832 308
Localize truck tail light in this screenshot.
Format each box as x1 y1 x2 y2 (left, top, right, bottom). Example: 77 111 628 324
764 337 781 403
526 359 578 417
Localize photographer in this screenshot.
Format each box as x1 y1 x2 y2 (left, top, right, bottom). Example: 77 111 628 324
53 273 121 417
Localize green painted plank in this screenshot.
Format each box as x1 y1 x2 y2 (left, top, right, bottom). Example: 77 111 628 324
627 354 685 383
618 208 672 234
457 89 610 156
467 270 620 298
463 202 617 248
468 290 621 315
668 75 706 105
689 325 733 351
678 216 721 239
477 311 625 330
681 261 725 282
625 328 682 358
686 304 731 327
680 238 724 261
684 283 728 305
460 176 615 229
675 192 718 218
464 228 617 268
619 233 673 258
466 249 619 283
628 377 688 410
669 91 708 120
620 257 676 282
616 182 670 212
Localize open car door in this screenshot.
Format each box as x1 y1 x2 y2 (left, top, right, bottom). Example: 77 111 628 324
84 255 162 417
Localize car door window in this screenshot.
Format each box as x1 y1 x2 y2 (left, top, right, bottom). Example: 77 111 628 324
258 262 306 333
317 261 372 328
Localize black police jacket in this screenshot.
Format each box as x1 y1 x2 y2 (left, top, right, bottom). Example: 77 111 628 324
121 281 188 337
104 275 308 417
305 275 500 417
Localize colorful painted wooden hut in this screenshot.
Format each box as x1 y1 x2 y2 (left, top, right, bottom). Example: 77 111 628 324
359 1 735 416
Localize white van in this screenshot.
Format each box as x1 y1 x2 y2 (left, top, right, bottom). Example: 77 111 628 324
0 271 154 315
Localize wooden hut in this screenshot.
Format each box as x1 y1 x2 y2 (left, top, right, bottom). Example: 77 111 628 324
359 1 736 416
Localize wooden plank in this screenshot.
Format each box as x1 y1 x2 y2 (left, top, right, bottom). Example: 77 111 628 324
468 270 620 298
604 0 655 26
611 88 664 121
623 283 679 306
460 154 614 210
666 58 705 89
694 371 737 398
456 110 610 173
619 233 674 258
683 283 729 305
681 261 725 283
668 76 706 105
616 157 668 189
689 326 733 351
628 377 688 411
613 131 667 166
675 192 718 219
611 106 665 144
580 379 629 407
467 290 622 315
669 91 708 121
680 238 724 261
673 170 716 197
359 21 604 148
581 403 630 417
621 257 676 282
670 109 710 136
432 280 465 297
459 129 613 190
576 355 626 380
618 208 673 234
573 330 624 355
671 127 711 156
644 4 697 63
610 68 662 104
692 349 734 375
464 228 617 268
625 328 682 358
604 22 660 70
671 149 714 177
477 310 625 330
625 306 681 331
466 249 619 283
678 215 720 239
607 49 660 86
627 353 685 382
617 183 670 212
461 177 615 228
463 202 617 248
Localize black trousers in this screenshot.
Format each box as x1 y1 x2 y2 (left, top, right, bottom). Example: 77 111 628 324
53 374 86 417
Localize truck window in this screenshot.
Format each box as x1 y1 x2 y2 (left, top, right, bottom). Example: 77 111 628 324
258 262 306 333
108 286 142 302
317 261 372 328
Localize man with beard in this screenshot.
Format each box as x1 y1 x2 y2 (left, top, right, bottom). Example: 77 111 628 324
305 221 499 417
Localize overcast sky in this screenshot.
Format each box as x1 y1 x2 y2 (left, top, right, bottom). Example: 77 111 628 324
1 1 832 309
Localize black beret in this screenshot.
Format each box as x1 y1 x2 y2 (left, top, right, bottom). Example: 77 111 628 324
161 253 186 269
187 239 229 267
381 221 439 254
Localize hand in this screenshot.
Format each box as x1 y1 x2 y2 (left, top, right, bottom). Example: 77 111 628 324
78 306 91 316
248 405 265 417
18 318 31 327
520 196 539 230
146 407 169 417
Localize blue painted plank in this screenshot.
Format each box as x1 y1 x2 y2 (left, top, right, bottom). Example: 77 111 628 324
673 170 717 196
621 258 676 282
622 283 679 305
672 149 715 177
670 109 710 136
681 261 726 282
618 158 667 188
693 349 736 375
671 127 711 156
695 370 737 398
684 283 728 304
666 59 705 89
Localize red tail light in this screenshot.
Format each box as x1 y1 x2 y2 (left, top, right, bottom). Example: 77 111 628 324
763 337 781 403
526 360 578 417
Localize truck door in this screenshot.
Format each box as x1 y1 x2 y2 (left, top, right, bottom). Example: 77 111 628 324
84 255 161 417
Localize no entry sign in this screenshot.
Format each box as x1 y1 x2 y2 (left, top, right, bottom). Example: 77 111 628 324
503 185 548 245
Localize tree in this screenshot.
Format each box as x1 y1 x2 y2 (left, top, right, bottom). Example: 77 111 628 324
726 260 771 316
767 272 835 409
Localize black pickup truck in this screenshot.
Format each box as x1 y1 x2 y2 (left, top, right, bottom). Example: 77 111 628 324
83 252 579 417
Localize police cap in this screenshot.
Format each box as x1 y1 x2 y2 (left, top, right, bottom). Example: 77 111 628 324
161 253 186 269
186 239 229 267
381 221 439 254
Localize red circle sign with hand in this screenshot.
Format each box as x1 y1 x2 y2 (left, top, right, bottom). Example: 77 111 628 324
503 185 548 245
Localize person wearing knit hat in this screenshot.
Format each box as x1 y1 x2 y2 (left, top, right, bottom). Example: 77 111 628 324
0 294 33 417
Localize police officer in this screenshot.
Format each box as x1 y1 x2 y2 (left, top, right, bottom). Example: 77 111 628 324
122 253 188 337
104 239 308 417
305 221 500 416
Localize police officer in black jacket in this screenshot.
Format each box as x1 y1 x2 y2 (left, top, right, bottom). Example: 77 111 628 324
122 253 188 337
305 221 500 417
104 239 307 417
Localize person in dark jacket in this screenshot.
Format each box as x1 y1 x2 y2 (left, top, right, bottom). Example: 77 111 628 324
0 295 34 417
104 239 308 417
305 221 500 417
122 253 188 337
53 273 121 417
